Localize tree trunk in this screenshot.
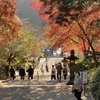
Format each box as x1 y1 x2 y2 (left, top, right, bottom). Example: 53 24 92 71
76 20 98 67
5 64 9 78
88 43 98 67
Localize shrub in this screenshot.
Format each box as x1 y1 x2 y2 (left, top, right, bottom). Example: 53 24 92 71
76 60 96 71
88 68 96 83
89 67 100 100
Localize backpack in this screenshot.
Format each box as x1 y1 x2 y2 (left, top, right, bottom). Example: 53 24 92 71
52 70 55 74
52 68 55 74
63 68 67 74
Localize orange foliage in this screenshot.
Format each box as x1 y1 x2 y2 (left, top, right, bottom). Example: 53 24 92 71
0 0 21 43
30 0 59 24
44 7 100 52
31 1 100 52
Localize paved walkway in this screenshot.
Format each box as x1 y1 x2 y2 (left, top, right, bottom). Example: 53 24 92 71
0 57 94 100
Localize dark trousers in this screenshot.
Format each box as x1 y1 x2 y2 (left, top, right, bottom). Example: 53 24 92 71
51 75 56 80
74 89 82 100
63 74 67 80
46 68 49 72
57 72 61 81
10 74 15 80
28 75 33 80
20 76 25 80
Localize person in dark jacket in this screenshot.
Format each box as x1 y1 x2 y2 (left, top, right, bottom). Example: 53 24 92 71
27 65 34 80
45 63 49 72
56 62 63 81
9 66 15 80
19 66 26 80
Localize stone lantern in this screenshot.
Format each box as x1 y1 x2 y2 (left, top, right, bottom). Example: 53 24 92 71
67 49 79 85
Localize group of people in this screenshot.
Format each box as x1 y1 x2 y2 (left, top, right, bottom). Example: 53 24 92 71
9 61 68 82
40 63 49 75
9 65 34 80
40 62 83 100
9 63 83 100
51 62 68 81
40 62 68 81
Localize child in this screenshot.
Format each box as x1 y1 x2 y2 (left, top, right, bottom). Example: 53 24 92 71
51 65 56 80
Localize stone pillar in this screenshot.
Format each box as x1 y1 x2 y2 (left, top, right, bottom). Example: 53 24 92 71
67 63 76 85
66 50 79 85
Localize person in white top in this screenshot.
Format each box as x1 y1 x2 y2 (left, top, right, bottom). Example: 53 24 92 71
51 65 56 80
72 71 83 100
40 65 44 75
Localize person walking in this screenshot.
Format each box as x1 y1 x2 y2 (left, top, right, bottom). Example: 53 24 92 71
51 65 56 80
40 65 44 75
26 65 34 80
72 71 83 100
19 66 26 80
45 63 49 72
63 65 68 80
56 62 63 81
45 55 48 62
9 66 15 80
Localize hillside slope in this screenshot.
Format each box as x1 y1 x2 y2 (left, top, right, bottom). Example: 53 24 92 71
17 0 44 29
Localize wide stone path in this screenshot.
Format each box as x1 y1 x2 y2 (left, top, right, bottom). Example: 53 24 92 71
0 57 92 100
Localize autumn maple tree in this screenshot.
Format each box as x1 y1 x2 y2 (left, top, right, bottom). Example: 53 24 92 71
0 0 21 43
31 0 100 67
30 0 99 25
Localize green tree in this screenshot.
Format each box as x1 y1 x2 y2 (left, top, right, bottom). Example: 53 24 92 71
0 29 41 78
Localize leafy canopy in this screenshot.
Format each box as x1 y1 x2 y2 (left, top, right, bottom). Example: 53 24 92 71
30 0 99 25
